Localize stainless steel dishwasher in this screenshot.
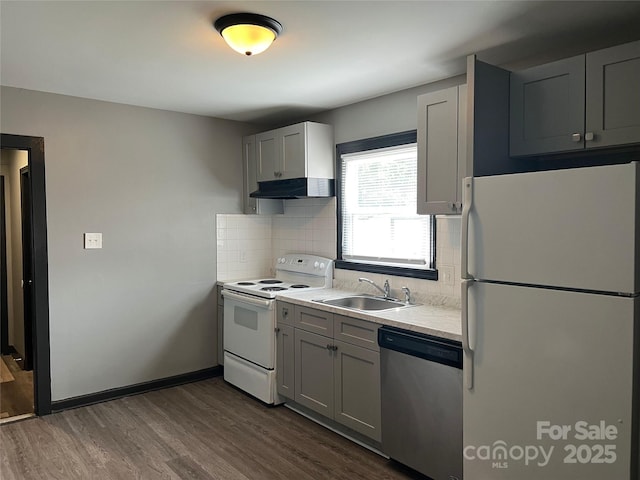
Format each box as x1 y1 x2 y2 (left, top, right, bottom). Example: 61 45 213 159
378 326 463 480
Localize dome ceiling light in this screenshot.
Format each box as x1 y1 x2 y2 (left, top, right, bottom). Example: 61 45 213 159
214 13 283 56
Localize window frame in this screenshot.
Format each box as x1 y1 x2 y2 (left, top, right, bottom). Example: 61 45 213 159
335 130 438 281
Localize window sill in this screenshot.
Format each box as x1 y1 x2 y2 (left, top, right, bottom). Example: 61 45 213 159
335 260 438 281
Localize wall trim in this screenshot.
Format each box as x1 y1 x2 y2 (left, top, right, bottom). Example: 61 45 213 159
51 366 223 412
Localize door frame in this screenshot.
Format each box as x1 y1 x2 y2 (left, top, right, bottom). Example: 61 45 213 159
0 176 8 355
0 134 51 415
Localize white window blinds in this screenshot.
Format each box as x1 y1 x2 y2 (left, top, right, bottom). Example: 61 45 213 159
340 143 433 269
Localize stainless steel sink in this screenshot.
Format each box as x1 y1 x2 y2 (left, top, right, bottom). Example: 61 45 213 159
314 295 412 311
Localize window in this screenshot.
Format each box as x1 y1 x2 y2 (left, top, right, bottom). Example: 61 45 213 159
336 131 437 280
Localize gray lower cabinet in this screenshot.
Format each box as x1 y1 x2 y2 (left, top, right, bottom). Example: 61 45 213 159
510 40 640 156
284 303 382 442
333 339 381 441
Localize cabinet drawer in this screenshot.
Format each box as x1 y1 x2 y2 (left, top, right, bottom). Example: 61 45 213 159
277 302 295 326
334 315 379 352
295 305 334 337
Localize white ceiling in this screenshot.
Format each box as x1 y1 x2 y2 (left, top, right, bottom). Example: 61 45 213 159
2 1 640 125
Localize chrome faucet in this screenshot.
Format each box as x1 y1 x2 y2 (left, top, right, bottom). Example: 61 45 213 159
402 286 412 304
359 277 391 298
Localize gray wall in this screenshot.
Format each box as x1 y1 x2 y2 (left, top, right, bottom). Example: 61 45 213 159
306 74 465 144
0 86 250 401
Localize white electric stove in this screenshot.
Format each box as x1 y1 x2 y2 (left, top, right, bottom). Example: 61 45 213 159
221 254 333 404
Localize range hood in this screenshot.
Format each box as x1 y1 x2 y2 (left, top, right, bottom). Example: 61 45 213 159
250 178 335 199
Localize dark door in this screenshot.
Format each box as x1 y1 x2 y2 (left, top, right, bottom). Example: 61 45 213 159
20 167 33 371
0 176 8 355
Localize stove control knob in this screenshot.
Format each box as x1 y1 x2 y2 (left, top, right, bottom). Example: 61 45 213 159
278 257 285 264
319 262 326 269
314 261 320 268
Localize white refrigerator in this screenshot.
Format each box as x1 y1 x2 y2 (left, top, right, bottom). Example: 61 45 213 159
461 162 639 480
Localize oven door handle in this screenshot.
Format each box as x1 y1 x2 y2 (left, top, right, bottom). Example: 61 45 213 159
222 289 275 309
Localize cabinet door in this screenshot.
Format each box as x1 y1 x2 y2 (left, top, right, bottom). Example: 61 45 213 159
242 135 258 214
256 131 279 182
276 324 295 399
510 55 585 156
333 340 381 441
417 86 461 215
586 40 640 148
279 123 306 179
294 329 334 417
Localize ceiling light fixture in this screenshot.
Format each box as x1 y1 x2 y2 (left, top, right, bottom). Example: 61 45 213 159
214 13 283 56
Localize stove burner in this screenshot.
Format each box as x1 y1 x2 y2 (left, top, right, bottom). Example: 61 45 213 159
259 279 283 284
290 284 310 289
261 286 288 292
236 282 255 286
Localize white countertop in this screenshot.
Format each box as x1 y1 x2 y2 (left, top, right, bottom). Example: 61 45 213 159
275 288 462 342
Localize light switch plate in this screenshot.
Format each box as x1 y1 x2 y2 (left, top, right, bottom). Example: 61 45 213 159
84 232 102 249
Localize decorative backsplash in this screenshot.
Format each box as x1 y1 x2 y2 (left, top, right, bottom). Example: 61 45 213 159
216 200 461 306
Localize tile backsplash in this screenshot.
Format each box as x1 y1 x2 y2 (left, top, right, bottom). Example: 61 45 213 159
216 201 461 306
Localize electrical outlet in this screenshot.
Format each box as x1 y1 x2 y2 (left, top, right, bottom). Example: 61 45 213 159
84 232 102 249
441 266 454 286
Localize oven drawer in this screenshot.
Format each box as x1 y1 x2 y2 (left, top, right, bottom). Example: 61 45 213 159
294 305 334 337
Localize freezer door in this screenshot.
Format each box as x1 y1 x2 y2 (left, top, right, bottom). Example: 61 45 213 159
464 162 639 294
464 282 637 480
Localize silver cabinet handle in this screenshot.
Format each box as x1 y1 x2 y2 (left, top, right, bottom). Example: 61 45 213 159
585 132 594 141
326 344 332 350
275 327 280 333
571 133 582 142
282 308 288 317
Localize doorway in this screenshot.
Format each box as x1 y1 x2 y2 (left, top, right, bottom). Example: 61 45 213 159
0 134 51 418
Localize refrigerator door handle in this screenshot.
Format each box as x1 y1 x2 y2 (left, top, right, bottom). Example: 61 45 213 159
461 278 475 389
461 177 473 280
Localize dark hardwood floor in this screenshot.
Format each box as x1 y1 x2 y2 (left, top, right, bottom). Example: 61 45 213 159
0 376 427 480
0 355 34 420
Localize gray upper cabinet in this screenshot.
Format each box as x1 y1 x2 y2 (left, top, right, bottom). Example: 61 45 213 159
510 40 640 156
417 84 467 215
255 122 334 183
242 135 283 214
416 56 514 214
586 41 640 148
510 55 586 156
